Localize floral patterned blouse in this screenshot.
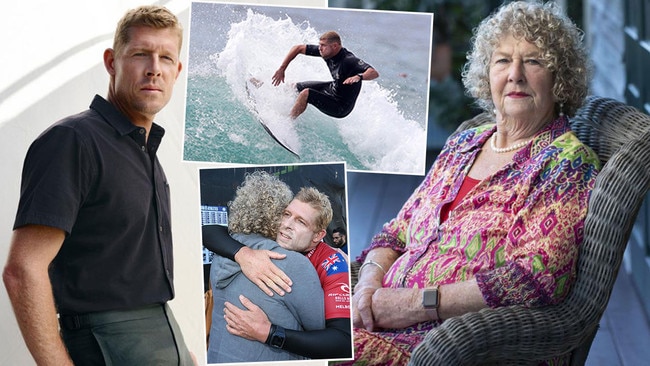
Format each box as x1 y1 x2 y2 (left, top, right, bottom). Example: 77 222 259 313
361 116 601 308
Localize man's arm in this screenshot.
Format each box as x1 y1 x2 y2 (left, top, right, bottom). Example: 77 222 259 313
202 225 292 296
202 224 244 260
2 225 74 366
343 67 379 85
360 67 379 81
224 296 351 359
272 44 307 86
282 318 351 359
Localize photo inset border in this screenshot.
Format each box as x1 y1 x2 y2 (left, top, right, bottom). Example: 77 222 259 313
184 2 432 175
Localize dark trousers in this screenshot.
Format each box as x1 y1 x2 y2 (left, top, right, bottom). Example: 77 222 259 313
59 304 193 366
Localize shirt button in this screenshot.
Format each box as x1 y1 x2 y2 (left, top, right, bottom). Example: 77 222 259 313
141 146 146 152
139 128 145 134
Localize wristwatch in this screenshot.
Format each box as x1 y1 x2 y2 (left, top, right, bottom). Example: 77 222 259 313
266 324 286 349
357 73 364 80
422 286 440 320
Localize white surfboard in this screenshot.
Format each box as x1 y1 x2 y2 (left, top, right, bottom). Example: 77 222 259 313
245 79 300 158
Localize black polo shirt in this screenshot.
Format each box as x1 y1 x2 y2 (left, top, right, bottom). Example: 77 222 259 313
14 95 174 314
305 45 372 99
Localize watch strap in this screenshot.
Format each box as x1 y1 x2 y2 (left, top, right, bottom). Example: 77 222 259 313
265 324 276 344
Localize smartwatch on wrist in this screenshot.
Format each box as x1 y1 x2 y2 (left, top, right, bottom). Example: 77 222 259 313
357 73 364 81
265 324 286 349
422 286 440 320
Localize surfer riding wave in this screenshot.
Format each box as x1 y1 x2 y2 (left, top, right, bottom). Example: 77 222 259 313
270 31 379 119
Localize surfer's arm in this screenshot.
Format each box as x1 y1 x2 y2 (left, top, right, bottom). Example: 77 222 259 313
202 225 292 296
361 67 379 81
281 318 352 359
343 66 379 85
272 44 307 86
202 224 242 259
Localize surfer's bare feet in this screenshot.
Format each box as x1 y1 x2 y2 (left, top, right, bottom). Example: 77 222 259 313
249 77 264 88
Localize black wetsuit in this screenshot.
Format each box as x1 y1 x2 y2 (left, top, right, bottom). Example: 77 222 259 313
297 45 373 118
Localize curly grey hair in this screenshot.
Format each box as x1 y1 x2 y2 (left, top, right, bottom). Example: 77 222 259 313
462 0 590 117
228 171 293 239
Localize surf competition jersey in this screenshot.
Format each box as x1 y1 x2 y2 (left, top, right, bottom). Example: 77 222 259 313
305 44 373 100
305 241 351 320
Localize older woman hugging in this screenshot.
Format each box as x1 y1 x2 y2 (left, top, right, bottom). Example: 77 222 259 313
343 1 601 365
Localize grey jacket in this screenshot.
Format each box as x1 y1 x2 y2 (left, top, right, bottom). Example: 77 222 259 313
207 233 325 363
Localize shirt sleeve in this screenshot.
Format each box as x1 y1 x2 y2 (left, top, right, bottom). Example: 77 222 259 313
304 44 320 57
351 57 373 74
476 142 600 308
14 124 94 233
202 224 244 260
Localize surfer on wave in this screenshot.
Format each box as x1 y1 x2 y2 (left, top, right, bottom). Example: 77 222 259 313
270 31 379 120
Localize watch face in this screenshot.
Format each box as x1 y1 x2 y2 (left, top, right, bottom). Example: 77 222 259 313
270 326 286 348
271 335 283 347
423 288 439 308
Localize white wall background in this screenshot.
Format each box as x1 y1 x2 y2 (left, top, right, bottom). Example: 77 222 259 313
0 1 327 365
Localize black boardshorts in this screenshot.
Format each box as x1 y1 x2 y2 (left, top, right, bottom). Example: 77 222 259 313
297 81 360 118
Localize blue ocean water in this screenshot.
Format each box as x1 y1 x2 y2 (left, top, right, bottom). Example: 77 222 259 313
184 3 431 174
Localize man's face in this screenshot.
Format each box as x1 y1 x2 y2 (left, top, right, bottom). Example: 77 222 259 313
104 26 182 124
332 232 346 246
276 199 324 253
318 40 340 60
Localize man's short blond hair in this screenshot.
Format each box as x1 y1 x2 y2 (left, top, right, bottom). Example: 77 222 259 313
113 5 183 55
320 31 341 45
294 187 333 233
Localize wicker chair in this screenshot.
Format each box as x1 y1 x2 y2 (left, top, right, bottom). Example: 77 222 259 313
401 96 650 365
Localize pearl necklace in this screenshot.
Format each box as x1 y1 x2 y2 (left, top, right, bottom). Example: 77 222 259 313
490 134 531 153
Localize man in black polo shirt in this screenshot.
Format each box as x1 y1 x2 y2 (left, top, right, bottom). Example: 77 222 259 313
2 6 194 365
271 31 379 119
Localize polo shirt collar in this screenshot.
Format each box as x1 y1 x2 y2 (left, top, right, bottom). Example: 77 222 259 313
89 94 166 138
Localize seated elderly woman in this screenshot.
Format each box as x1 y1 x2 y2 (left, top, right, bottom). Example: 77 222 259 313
207 171 324 363
345 1 601 365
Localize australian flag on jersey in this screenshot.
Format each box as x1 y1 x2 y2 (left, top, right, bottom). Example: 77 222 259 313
321 252 348 276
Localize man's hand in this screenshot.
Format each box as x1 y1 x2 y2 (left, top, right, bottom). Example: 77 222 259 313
342 75 362 85
271 68 286 86
224 295 271 343
235 246 292 296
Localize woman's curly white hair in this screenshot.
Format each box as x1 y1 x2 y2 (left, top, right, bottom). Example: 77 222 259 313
227 170 293 239
462 0 591 117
